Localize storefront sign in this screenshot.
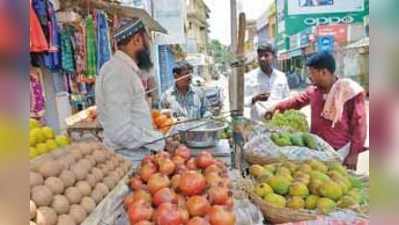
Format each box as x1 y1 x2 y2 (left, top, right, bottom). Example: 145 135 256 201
304 15 354 26
289 33 300 50
316 24 348 43
317 36 335 52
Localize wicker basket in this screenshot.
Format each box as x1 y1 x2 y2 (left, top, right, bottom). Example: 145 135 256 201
247 188 318 224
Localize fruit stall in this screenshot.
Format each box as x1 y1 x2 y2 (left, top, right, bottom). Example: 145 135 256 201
29 109 368 225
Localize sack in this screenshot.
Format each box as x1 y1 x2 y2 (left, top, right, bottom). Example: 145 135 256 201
244 132 342 165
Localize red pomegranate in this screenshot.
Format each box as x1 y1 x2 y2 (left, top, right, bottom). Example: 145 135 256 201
175 164 188 175
179 171 207 196
179 207 190 224
154 203 183 225
153 188 177 207
208 186 230 205
147 173 171 194
127 201 154 224
208 206 236 225
175 145 191 160
205 172 223 187
186 195 210 217
196 151 215 169
204 164 223 176
139 162 157 182
129 176 146 191
158 158 176 176
172 155 186 166
171 174 182 191
135 221 154 225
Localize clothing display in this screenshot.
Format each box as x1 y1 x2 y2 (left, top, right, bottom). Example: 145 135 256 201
96 10 112 72
30 68 46 118
86 15 97 79
74 23 87 78
30 1 49 52
60 26 76 73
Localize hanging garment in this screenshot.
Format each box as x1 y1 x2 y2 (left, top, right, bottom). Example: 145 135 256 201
46 0 58 52
96 10 112 72
42 22 61 70
74 22 87 78
30 69 46 118
30 1 49 52
85 15 97 78
31 0 49 40
60 26 76 73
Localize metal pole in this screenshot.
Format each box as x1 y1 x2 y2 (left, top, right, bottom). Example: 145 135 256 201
229 0 238 113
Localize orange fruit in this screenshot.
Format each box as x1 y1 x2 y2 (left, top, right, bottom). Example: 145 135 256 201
159 119 173 129
155 115 168 126
152 110 161 119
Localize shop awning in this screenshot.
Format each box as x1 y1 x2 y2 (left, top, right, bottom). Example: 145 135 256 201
61 0 167 34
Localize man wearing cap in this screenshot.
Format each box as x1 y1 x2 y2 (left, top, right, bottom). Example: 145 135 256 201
244 42 290 120
95 20 165 151
265 51 367 169
160 60 212 119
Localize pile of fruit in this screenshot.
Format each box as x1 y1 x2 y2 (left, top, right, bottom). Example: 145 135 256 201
30 141 132 225
124 146 236 225
271 132 316 149
29 119 71 159
152 110 174 134
249 160 367 215
270 110 309 132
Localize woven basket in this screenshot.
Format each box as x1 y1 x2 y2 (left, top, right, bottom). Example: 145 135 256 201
248 189 318 224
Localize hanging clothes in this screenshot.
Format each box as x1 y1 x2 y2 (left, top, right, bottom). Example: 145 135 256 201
74 22 87 79
31 0 49 40
30 68 46 119
96 10 112 72
30 0 49 52
85 15 97 79
60 26 76 73
46 0 58 52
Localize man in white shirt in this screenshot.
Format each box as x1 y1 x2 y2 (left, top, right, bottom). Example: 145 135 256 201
95 19 164 151
244 42 290 120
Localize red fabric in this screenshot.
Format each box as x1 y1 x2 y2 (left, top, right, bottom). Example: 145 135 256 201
276 86 367 155
30 3 48 52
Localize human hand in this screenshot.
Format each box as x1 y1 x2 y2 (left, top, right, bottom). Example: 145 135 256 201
252 93 270 104
344 153 358 170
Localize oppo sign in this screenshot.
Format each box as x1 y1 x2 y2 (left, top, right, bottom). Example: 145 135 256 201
304 16 354 26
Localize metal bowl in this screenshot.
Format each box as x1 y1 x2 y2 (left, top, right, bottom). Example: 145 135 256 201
176 120 227 148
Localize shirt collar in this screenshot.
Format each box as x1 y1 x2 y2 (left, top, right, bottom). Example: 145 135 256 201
114 50 140 73
258 67 275 79
173 85 195 96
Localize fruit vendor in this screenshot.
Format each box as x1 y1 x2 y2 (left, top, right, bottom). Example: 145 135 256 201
160 60 212 119
95 19 165 151
244 42 290 120
266 51 367 169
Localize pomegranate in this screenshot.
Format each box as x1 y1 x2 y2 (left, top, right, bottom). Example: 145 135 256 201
154 203 183 225
124 193 136 208
196 151 215 169
187 217 210 225
130 190 152 204
128 201 154 224
153 188 177 206
142 155 155 165
208 206 236 225
186 195 210 217
172 155 186 166
147 173 171 194
135 221 154 225
205 172 223 187
171 174 182 191
186 158 197 170
130 176 146 191
158 158 176 176
155 151 171 164
224 197 234 210
179 171 207 196
208 186 229 205
175 145 191 160
139 163 157 182
205 164 222 176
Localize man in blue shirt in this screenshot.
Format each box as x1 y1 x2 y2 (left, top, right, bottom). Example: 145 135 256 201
160 61 211 119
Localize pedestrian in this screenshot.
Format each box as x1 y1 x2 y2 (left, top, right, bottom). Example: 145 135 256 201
95 19 164 151
244 42 290 120
160 60 212 120
266 51 367 169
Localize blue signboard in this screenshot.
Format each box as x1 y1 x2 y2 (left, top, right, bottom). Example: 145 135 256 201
317 35 335 52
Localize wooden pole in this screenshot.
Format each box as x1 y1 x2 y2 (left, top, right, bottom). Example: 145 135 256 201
229 0 237 113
